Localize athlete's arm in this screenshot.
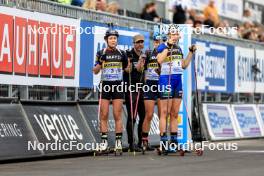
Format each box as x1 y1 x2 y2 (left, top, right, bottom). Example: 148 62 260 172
136 54 145 72
182 45 196 69
93 50 104 74
124 58 132 73
157 43 168 64
93 64 101 74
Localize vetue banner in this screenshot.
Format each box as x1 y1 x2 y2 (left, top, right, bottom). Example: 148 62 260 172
22 103 95 154
0 6 80 87
192 39 234 92
202 104 239 140
231 104 264 138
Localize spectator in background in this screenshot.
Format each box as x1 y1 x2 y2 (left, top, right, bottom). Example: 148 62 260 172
96 0 107 11
203 0 219 27
141 2 160 22
82 0 96 10
106 1 120 15
258 33 264 42
242 9 252 23
194 15 204 28
71 0 84 6
185 19 193 26
172 0 187 24
204 13 215 27
188 9 196 24
57 0 72 5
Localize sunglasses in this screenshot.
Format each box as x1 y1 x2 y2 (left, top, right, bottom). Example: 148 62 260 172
135 40 144 44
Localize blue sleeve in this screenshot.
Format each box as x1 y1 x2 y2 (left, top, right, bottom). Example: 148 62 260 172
157 43 167 53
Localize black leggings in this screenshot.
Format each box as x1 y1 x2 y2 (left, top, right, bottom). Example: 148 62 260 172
125 92 145 147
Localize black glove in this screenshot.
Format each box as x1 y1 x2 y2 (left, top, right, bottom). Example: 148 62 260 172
189 45 197 53
126 50 132 58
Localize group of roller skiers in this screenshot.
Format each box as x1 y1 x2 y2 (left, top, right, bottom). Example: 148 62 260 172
93 24 197 154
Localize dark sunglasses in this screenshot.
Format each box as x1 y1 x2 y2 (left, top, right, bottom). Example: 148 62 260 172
135 40 144 44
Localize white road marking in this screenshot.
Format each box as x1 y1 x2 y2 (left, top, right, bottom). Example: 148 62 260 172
234 150 264 153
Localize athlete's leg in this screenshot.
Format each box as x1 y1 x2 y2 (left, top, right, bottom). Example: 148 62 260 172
113 99 123 133
142 100 155 134
137 94 145 147
100 99 110 133
159 99 172 135
99 98 110 150
113 98 123 150
170 98 182 133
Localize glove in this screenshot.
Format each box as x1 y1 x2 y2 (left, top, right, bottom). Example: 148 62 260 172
126 50 132 58
157 43 168 53
189 45 197 53
99 53 107 63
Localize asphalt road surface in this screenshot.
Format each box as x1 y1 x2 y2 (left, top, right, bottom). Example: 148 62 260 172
0 139 263 176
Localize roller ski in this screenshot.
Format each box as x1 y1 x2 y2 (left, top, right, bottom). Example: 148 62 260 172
142 139 148 155
114 139 123 156
94 139 110 156
156 135 184 156
142 138 154 155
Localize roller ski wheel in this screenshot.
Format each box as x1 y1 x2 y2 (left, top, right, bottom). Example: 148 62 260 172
114 139 123 156
195 149 203 156
93 147 110 156
142 140 148 155
94 140 109 156
156 148 168 156
142 146 146 155
114 149 123 156
178 149 185 156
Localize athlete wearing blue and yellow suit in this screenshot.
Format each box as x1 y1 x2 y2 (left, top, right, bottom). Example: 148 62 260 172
156 24 196 153
158 43 184 99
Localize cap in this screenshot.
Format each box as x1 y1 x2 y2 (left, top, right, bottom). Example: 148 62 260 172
133 34 145 43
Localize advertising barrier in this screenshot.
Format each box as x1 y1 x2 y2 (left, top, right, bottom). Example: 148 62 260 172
231 104 264 137
78 103 129 148
192 39 235 92
256 105 264 131
202 104 239 140
235 47 264 93
22 103 95 155
0 104 42 160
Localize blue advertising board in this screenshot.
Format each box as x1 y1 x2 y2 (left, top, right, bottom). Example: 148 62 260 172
192 39 235 93
203 104 239 140
79 20 150 88
232 105 263 137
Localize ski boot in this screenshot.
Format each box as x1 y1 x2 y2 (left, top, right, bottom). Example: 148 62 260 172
142 137 148 155
168 136 184 156
94 139 109 156
114 139 123 156
157 135 168 155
